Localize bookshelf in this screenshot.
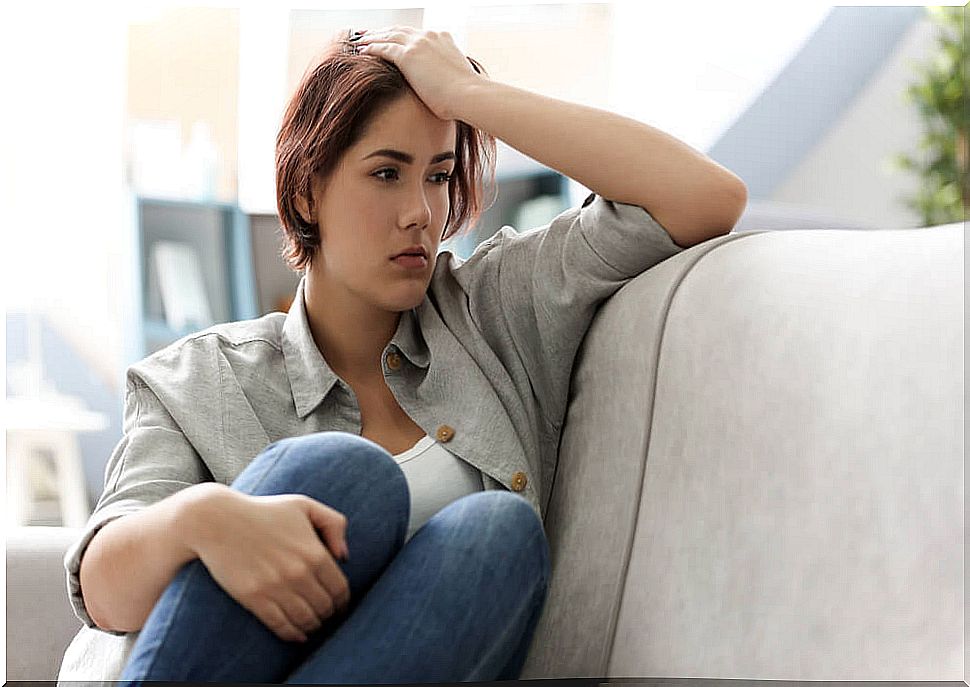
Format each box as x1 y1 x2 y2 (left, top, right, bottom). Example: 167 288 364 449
129 195 258 364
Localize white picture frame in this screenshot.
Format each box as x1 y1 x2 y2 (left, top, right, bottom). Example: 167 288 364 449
150 240 214 331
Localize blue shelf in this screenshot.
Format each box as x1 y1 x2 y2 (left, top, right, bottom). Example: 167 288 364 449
143 317 203 344
129 194 258 365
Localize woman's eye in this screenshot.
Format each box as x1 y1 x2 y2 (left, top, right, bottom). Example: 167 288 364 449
374 168 397 181
373 169 452 184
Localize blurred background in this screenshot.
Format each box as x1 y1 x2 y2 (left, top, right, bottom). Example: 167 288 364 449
2 1 965 528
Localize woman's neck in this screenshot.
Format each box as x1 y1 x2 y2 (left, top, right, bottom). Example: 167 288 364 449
303 275 400 385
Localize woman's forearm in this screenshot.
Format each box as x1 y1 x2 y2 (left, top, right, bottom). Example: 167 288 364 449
79 482 225 632
451 78 747 247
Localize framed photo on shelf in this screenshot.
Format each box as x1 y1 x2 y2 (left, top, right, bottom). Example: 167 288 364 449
149 240 214 331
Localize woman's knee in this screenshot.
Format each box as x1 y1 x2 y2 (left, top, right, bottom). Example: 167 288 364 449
275 430 396 466
440 491 550 583
233 431 407 505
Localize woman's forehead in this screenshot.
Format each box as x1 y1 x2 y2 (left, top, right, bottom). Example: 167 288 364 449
356 95 456 148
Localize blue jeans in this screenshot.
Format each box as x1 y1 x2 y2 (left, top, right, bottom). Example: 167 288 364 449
118 431 551 684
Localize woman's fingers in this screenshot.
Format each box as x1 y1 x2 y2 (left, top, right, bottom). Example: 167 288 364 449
254 596 309 643
351 33 404 47
317 561 351 613
355 43 390 58
279 591 325 636
279 545 349 635
350 25 414 46
366 25 413 37
286 568 338 629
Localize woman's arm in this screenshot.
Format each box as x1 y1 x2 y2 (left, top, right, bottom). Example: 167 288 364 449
80 482 223 631
451 79 747 248
352 27 745 248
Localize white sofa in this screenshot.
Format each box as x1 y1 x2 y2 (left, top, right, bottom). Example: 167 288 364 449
6 209 964 682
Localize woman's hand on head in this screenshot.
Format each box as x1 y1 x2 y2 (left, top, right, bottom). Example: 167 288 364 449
185 487 352 643
347 25 484 120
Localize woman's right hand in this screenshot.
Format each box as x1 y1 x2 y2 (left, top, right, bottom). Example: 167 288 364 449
184 485 352 643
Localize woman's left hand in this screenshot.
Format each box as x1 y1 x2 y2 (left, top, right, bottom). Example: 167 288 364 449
351 26 483 121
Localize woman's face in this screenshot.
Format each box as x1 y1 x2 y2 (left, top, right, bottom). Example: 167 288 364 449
299 91 457 313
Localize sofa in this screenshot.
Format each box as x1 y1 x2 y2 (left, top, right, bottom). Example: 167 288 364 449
6 203 964 682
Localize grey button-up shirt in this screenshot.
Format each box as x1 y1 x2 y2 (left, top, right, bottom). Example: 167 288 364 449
58 192 685 684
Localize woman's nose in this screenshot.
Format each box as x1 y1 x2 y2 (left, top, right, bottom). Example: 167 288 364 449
401 191 433 230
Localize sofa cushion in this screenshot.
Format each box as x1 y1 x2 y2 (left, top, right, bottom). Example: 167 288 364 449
7 526 84 680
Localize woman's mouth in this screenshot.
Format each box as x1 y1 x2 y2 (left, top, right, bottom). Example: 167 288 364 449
391 254 428 269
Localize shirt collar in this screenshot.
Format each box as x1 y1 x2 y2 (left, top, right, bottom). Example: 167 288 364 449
282 275 431 419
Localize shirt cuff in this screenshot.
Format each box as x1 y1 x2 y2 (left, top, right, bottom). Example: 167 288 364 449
578 193 685 275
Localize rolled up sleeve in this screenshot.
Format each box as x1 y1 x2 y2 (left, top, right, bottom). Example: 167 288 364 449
454 193 685 430
63 372 212 633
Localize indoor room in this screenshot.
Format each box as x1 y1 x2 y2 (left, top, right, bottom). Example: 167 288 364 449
4 1 964 683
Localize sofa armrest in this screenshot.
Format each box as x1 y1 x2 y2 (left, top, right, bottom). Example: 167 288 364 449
7 526 85 680
523 231 739 678
525 224 962 680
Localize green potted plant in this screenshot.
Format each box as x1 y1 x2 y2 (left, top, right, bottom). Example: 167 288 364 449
893 5 967 227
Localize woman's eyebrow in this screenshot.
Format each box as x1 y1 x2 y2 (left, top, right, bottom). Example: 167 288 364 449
362 148 456 165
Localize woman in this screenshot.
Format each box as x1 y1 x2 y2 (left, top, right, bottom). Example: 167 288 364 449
59 26 747 685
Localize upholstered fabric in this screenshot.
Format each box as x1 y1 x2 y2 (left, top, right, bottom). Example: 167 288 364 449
521 223 963 680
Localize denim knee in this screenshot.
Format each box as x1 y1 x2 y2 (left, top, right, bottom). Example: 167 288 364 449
446 491 551 586
237 431 408 516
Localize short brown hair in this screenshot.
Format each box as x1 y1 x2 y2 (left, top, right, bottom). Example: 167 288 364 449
275 31 497 273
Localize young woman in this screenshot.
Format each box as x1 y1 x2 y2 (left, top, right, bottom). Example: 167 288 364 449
59 26 747 684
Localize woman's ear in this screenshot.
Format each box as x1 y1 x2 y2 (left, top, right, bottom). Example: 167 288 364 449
294 193 314 225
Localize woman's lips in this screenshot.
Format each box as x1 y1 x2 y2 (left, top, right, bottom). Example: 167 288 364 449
391 254 428 269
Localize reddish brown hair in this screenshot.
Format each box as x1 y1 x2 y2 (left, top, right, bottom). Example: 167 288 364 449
275 32 497 273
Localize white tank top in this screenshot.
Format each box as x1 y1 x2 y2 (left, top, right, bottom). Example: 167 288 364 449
391 434 484 542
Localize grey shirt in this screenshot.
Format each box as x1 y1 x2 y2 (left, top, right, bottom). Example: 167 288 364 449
58 192 685 684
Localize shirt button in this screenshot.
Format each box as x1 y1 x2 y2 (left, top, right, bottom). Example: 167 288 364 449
510 471 528 492
435 424 455 442
385 351 402 371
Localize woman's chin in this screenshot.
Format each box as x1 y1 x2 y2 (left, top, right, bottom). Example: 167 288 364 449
384 288 428 312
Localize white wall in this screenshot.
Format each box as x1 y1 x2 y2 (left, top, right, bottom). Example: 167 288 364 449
2 7 129 393
772 14 939 228
608 2 832 158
